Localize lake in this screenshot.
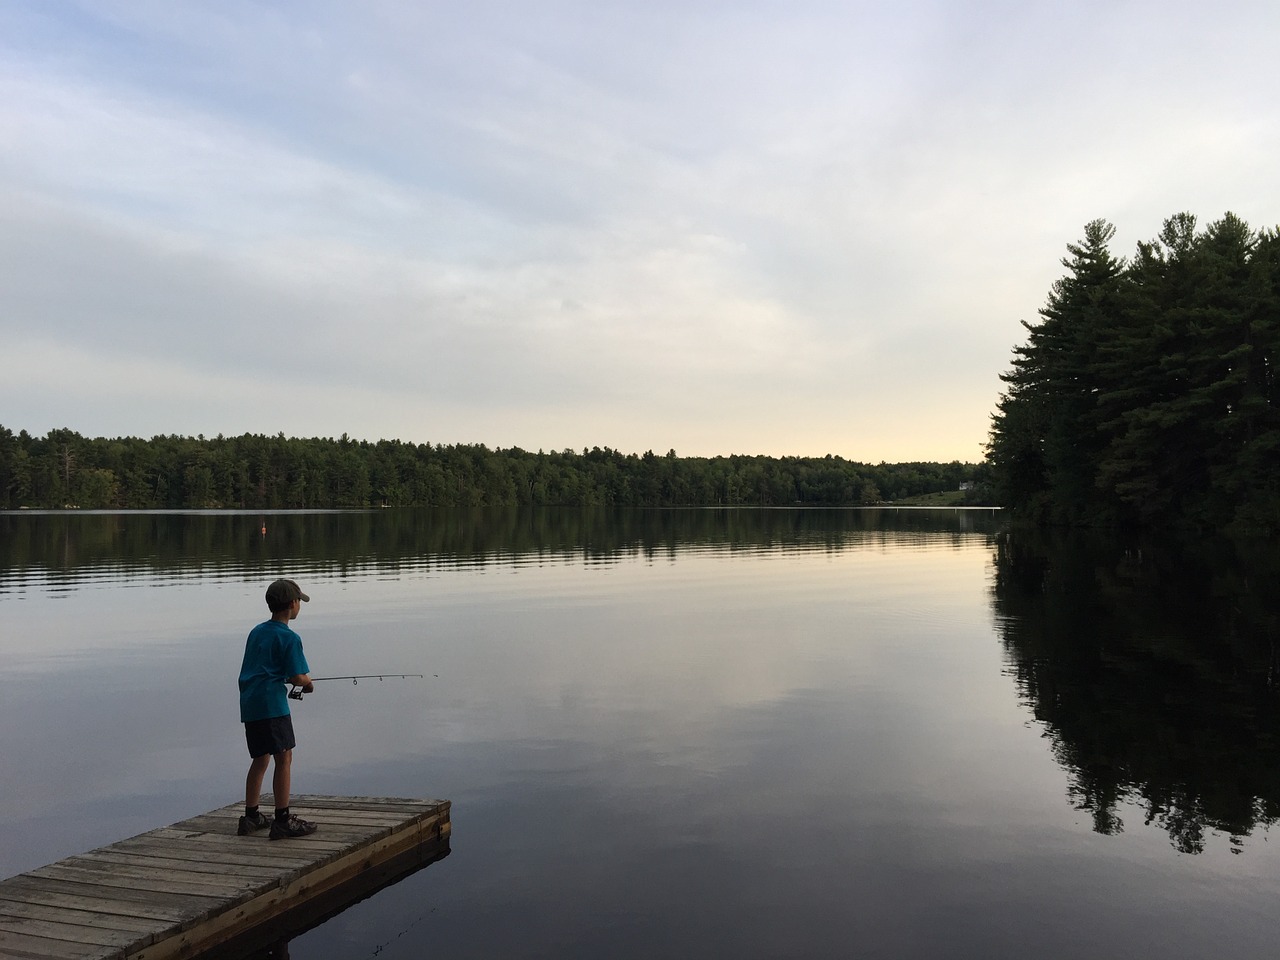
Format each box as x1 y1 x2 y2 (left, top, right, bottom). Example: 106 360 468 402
2 507 1278 958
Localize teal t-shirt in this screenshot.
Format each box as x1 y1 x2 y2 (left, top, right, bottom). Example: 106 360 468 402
239 619 311 722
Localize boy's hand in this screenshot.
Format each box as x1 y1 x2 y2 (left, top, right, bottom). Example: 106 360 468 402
302 682 315 693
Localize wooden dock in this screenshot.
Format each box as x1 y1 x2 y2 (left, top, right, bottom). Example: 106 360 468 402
0 795 451 960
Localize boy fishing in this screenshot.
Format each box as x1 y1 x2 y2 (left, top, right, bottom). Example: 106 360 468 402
237 578 319 839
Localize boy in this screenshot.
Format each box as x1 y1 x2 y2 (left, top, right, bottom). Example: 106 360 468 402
238 578 319 840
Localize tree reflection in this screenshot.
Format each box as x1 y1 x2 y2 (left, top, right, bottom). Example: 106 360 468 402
0 506 1003 585
991 526 1280 853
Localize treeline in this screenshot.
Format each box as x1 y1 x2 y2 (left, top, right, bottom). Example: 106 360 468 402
987 212 1280 531
0 426 984 510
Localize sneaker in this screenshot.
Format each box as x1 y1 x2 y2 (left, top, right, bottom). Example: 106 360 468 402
237 810 270 835
269 814 318 840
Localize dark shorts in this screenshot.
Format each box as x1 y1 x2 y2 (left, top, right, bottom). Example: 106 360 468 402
244 714 297 758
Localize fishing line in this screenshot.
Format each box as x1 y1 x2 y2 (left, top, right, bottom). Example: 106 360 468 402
288 674 426 700
312 674 425 683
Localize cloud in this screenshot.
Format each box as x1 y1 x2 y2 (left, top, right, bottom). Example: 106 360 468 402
1 0 1278 458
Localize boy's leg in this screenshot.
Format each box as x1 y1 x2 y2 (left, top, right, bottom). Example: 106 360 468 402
266 746 317 838
271 748 293 811
238 753 273 834
245 754 270 808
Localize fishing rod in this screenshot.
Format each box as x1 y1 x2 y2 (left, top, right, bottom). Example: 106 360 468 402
288 674 425 700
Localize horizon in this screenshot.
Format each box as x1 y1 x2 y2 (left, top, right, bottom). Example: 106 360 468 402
3 423 985 465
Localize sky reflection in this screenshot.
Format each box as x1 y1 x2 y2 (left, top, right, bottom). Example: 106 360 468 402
2 509 1278 959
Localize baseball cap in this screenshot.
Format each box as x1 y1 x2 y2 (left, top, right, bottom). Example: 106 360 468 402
266 578 311 608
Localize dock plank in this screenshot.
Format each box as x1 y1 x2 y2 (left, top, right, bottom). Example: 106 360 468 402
0 928 104 960
28 863 261 899
104 838 313 871
0 915 136 949
0 876 222 922
0 902 159 935
0 795 450 960
163 819 394 847
71 852 284 882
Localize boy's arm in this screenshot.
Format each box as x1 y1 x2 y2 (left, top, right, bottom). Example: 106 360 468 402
290 672 314 693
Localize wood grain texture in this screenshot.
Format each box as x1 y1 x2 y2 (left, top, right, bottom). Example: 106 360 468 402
0 796 450 960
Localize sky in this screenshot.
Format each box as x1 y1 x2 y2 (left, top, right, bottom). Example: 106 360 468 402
1 1 1278 463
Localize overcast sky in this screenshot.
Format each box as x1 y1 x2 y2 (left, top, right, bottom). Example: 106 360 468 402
2 1 1277 461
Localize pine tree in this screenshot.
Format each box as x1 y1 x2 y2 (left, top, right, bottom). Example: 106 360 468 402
989 219 1125 522
996 212 1280 531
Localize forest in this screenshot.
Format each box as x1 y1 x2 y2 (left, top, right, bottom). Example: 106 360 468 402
0 426 982 510
986 212 1280 532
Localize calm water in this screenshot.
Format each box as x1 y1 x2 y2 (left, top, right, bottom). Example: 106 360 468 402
2 508 1279 958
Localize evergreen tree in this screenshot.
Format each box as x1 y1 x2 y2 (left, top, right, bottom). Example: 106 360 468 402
993 211 1280 532
989 219 1124 523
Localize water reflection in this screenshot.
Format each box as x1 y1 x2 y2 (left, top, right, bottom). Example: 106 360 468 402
991 525 1280 853
0 507 1002 596
203 844 450 960
9 507 1280 957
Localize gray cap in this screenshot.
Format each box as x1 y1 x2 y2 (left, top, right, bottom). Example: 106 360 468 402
266 578 310 608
